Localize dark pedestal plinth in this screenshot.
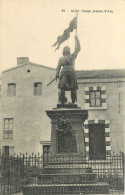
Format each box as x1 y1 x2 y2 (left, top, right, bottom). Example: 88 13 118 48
46 105 88 157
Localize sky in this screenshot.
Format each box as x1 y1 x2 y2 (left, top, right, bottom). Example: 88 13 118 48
0 0 125 74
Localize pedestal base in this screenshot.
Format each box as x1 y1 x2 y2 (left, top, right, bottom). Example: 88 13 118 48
22 105 109 195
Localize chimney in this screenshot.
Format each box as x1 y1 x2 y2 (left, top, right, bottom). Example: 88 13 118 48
17 57 29 66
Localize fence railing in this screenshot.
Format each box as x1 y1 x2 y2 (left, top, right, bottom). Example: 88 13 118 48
0 152 124 195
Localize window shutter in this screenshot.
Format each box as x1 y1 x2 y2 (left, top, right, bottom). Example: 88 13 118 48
8 84 16 96
4 118 13 139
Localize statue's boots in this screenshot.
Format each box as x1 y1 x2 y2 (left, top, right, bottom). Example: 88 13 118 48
58 90 61 104
71 90 76 104
60 89 66 105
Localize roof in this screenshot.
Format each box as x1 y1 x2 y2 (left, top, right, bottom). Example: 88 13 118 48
2 61 55 73
76 69 125 79
2 60 125 79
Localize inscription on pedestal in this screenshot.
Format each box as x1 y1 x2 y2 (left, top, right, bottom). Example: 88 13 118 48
58 134 77 153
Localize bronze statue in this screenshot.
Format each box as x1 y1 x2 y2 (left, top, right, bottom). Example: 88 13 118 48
56 35 81 104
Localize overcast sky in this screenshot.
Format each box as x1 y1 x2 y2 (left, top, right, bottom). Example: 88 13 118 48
0 0 125 74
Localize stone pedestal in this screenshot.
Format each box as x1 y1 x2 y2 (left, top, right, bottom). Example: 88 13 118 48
46 104 88 157
23 104 110 194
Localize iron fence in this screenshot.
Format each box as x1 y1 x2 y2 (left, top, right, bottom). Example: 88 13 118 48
0 152 124 195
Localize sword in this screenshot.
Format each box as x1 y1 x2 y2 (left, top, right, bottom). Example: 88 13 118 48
47 77 56 86
47 72 66 87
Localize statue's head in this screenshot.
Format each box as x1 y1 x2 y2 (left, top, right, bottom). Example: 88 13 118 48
63 46 70 56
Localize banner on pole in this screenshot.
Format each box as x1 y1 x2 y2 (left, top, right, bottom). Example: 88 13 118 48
52 16 77 51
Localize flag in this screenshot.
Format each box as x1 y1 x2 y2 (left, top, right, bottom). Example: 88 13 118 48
52 17 77 51
69 16 77 32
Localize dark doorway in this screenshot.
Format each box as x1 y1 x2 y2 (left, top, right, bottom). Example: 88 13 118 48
89 124 106 160
3 146 9 157
43 145 50 166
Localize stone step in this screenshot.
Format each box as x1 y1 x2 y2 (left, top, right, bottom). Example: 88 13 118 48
43 163 92 168
23 182 109 195
47 158 87 164
43 167 92 174
37 173 97 184
46 155 87 164
44 163 90 167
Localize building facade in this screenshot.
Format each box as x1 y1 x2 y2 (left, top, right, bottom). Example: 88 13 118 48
0 57 125 156
77 70 125 157
0 57 57 155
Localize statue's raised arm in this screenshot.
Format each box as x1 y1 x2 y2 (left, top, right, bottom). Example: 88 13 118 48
71 35 81 61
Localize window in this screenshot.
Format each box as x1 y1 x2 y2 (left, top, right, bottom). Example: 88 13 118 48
89 91 101 107
34 82 42 96
84 86 107 110
3 118 13 139
7 83 16 96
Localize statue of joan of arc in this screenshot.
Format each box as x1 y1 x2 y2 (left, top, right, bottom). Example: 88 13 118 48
56 35 81 104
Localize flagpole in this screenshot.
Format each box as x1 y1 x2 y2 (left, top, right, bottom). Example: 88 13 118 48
74 12 78 70
76 12 78 36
